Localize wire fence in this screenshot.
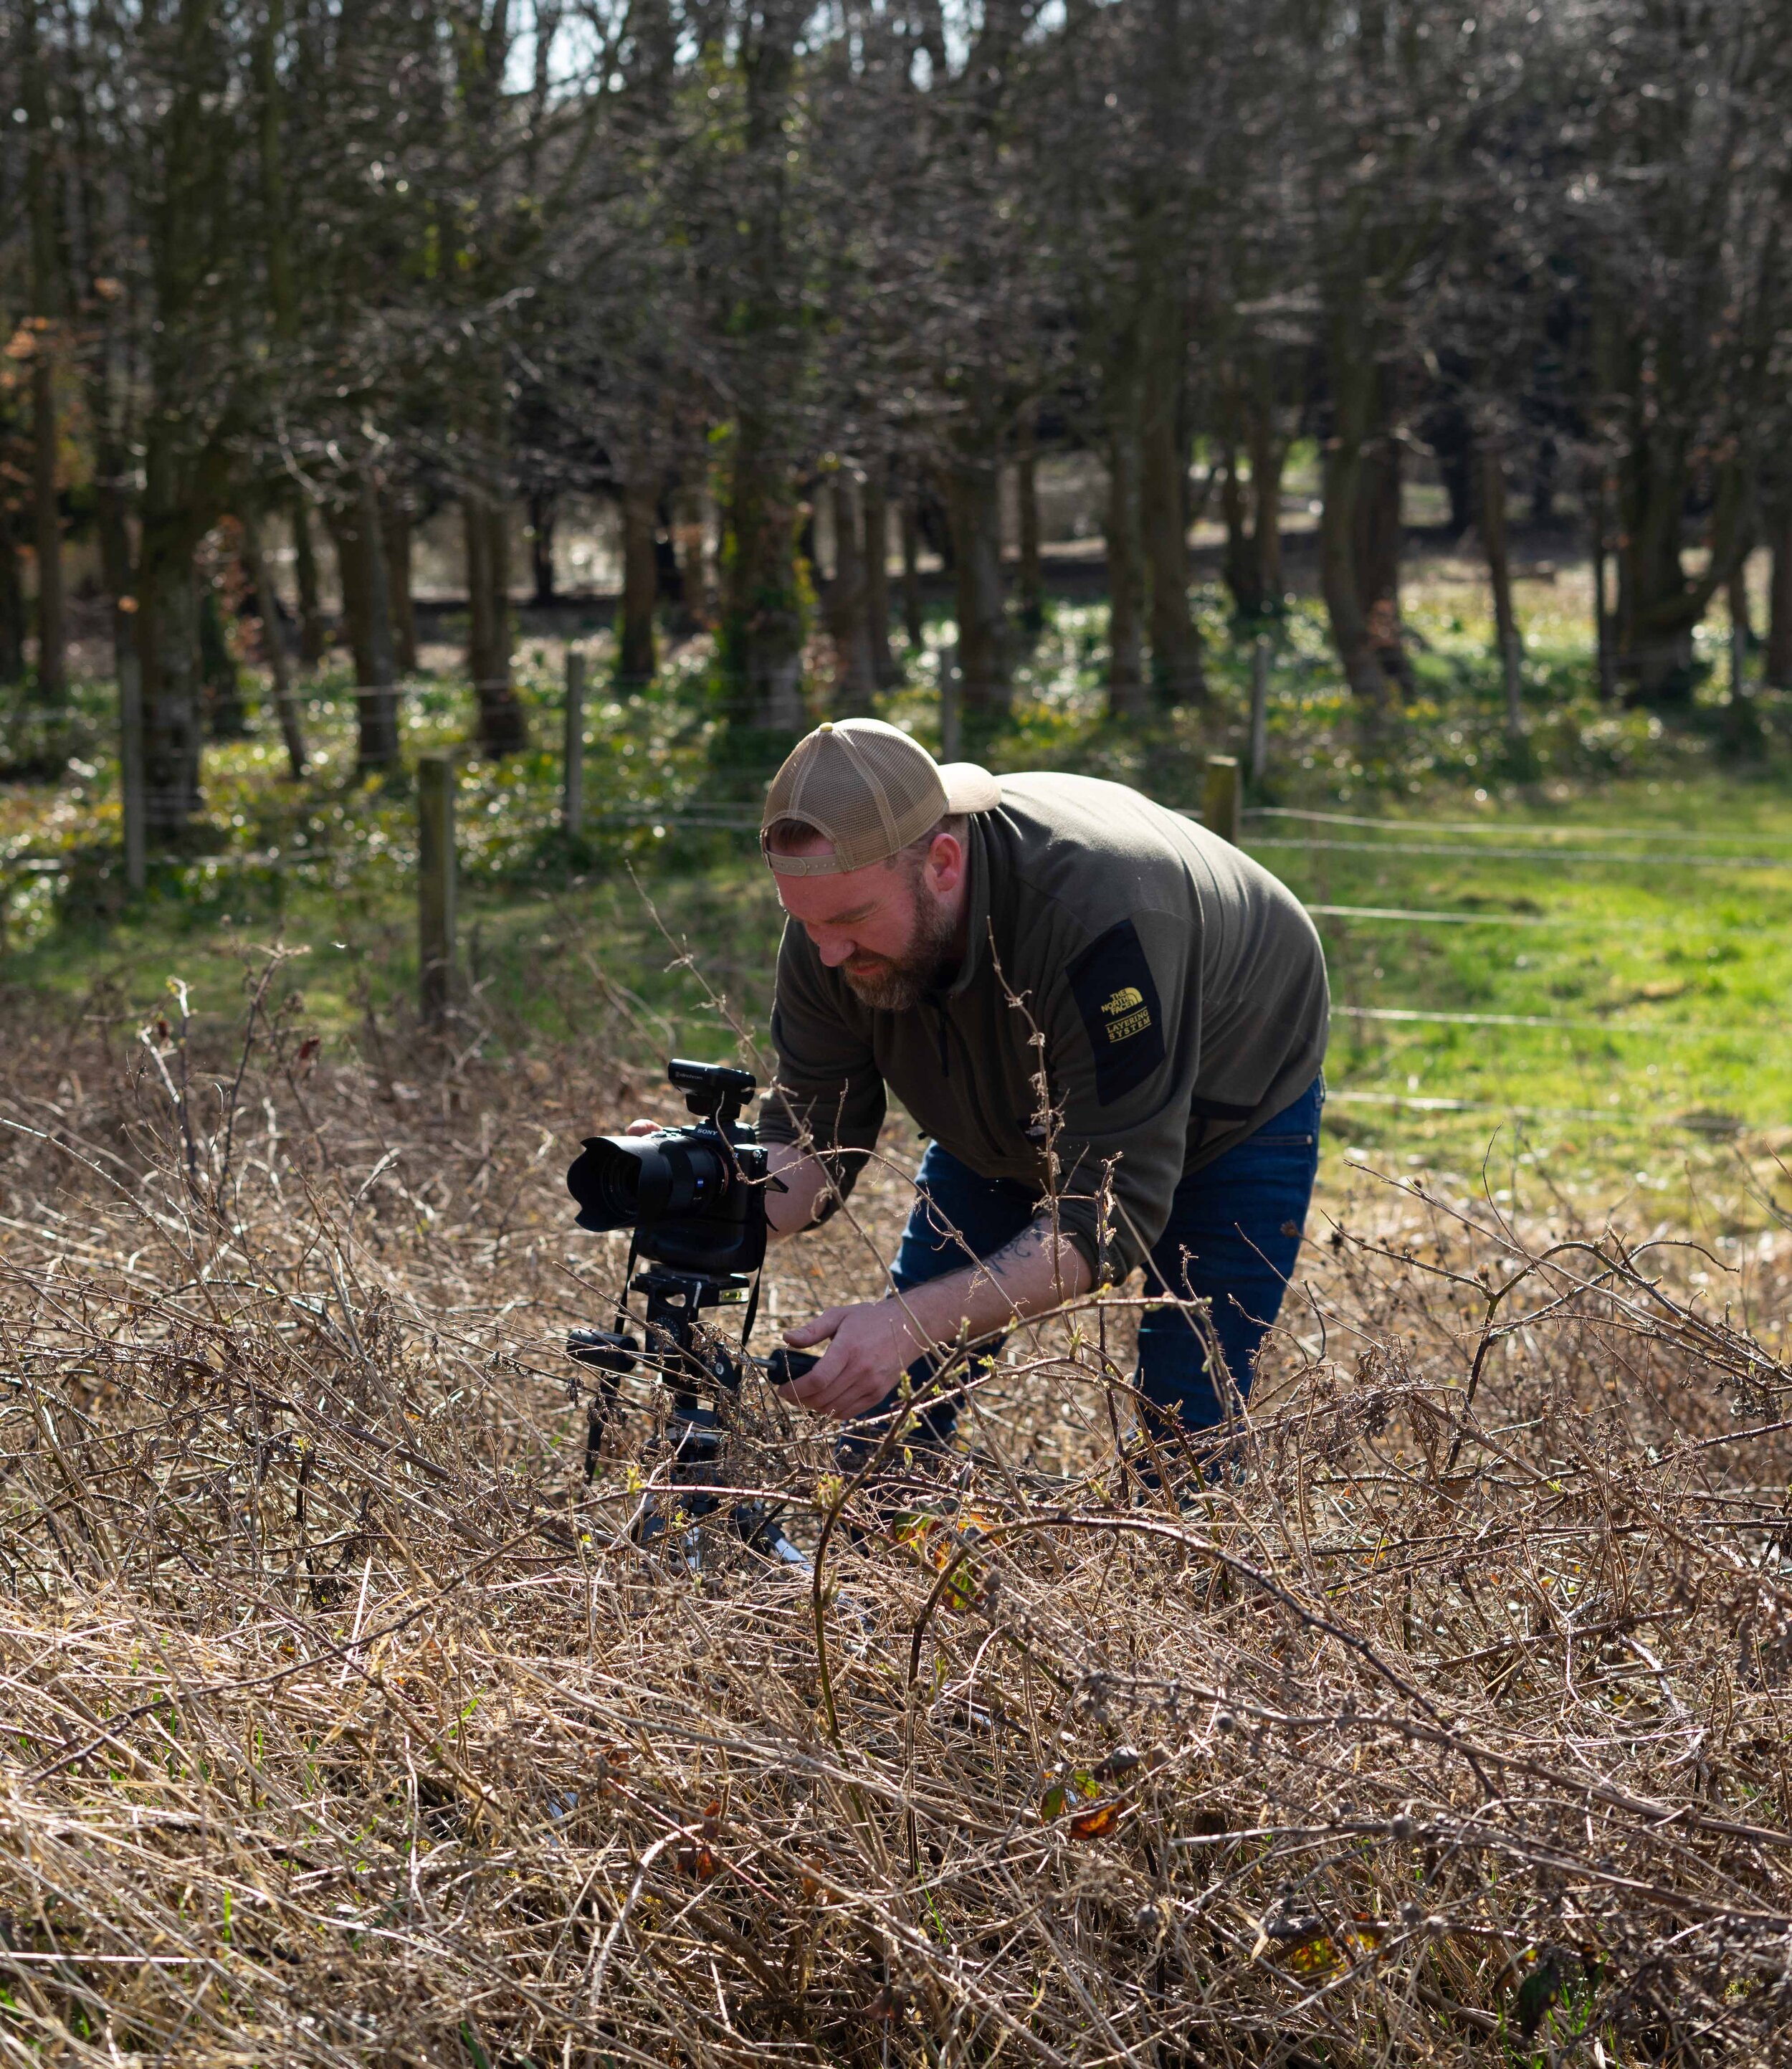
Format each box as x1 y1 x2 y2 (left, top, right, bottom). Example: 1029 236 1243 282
1 780 1781 1140
1247 834 1792 867
1245 804 1792 850
1324 1087 1746 1132
1333 1004 1731 1035
1252 811 1783 1136
1302 902 1671 929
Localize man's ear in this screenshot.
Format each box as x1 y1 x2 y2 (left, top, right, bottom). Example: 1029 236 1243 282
925 830 966 893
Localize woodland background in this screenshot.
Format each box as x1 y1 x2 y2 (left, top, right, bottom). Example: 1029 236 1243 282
1 0 1791 828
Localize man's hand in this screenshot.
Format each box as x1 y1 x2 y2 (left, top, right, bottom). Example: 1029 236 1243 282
773 1218 1092 1424
774 1299 927 1421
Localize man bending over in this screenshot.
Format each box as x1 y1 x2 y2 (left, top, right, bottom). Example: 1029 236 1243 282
753 718 1330 1458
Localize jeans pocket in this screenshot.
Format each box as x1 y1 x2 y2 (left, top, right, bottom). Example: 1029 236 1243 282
1252 1131 1316 1148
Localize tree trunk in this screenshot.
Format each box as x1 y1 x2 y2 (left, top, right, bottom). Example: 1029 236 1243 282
383 495 417 675
1720 547 1760 754
1015 415 1044 638
482 498 527 752
826 472 877 714
1480 441 1522 733
128 0 232 847
351 473 397 769
1614 437 1743 705
464 493 492 683
1726 556 1752 649
29 345 67 707
1353 417 1409 692
948 454 1008 715
1247 399 1286 606
1140 298 1202 702
796 495 818 581
94 463 134 689
900 495 925 647
672 482 712 632
528 491 556 607
1767 506 1792 690
137 548 203 840
653 500 683 615
1590 472 1615 701
240 507 306 778
24 0 65 708
464 495 528 754
619 469 659 685
1618 532 1697 701
199 579 249 740
1220 444 1261 617
131 448 201 855
917 483 953 574
717 0 806 731
1133 0 1200 700
292 493 326 665
861 465 897 685
721 419 806 728
1105 414 1146 722
1426 397 1476 540
355 472 399 769
331 499 372 685
331 476 399 771
0 522 26 683
1530 438 1558 527
1318 335 1387 710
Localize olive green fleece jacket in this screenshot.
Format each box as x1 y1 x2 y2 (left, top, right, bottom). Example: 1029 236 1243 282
759 771 1330 1283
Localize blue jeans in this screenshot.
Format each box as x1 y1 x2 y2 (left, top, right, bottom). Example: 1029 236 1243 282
872 1075 1323 1446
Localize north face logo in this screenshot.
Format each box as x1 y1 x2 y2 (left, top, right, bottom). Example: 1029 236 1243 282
1103 986 1144 1016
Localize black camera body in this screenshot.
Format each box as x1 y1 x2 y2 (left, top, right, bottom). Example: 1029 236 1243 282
566 1058 768 1277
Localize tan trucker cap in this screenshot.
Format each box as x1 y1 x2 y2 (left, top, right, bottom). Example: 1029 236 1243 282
760 718 1003 876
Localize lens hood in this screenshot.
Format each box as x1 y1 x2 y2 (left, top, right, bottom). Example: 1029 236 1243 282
567 1130 735 1232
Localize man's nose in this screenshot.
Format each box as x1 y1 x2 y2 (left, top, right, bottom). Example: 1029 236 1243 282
807 924 854 966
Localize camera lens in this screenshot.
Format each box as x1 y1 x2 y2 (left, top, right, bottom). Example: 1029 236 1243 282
567 1132 733 1232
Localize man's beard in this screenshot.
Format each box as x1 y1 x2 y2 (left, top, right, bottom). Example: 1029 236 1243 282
841 888 960 1012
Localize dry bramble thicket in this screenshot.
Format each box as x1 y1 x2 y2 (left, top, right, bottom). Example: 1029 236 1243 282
2 956 1792 2068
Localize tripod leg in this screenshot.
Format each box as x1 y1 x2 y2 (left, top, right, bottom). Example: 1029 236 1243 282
568 1331 637 1483
728 1500 810 1571
583 1371 624 1481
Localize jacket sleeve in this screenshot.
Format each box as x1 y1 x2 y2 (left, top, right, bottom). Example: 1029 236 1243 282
758 922 886 1204
1030 905 1205 1284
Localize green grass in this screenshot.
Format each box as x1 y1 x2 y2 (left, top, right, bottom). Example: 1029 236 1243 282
1264 779 1792 1217
4 581 1788 1224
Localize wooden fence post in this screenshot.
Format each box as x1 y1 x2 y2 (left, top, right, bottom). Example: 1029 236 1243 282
417 754 457 1027
1204 753 1241 846
1249 637 1270 787
119 649 147 894
563 647 586 837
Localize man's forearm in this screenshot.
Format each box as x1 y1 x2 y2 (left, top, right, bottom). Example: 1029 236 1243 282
894 1215 1092 1348
775 1212 1093 1420
764 1140 830 1238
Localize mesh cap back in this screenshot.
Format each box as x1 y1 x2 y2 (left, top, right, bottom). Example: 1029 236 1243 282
761 719 1001 875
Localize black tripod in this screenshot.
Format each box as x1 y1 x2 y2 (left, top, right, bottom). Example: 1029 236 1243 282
569 1265 811 1571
